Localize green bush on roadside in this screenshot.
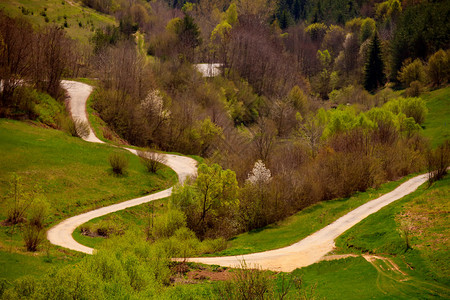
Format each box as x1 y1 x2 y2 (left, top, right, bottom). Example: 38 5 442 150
108 152 129 175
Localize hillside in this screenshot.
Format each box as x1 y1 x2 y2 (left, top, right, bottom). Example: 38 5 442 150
335 174 450 296
0 0 115 43
421 87 450 147
0 119 176 280
0 0 449 298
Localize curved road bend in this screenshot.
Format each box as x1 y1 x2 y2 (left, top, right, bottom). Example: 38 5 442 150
185 173 428 272
47 81 198 254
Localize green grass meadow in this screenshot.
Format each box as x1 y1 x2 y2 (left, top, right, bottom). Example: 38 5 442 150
0 0 116 43
72 197 169 249
336 174 450 288
421 86 450 147
0 119 176 280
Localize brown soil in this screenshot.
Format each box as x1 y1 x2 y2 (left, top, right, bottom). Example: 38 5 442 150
170 262 232 284
187 269 232 281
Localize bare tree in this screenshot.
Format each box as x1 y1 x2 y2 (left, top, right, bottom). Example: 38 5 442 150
251 117 277 162
0 13 33 106
33 26 74 98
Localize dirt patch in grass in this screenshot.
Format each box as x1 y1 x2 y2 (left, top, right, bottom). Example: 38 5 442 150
170 262 232 284
187 268 231 281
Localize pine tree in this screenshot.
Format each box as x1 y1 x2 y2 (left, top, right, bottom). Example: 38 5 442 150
364 31 385 92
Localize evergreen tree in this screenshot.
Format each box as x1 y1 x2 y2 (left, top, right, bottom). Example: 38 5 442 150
278 9 293 29
311 0 324 23
176 14 202 50
292 0 306 21
364 32 385 92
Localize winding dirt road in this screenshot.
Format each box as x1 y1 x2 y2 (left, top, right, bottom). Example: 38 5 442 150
47 81 198 254
48 80 430 272
186 174 428 271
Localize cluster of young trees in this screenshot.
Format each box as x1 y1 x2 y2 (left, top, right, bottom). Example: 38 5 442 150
0 12 77 123
170 92 429 239
79 0 450 240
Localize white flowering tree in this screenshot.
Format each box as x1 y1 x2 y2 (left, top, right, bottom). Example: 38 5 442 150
140 89 170 136
241 160 273 230
141 90 166 119
247 160 271 186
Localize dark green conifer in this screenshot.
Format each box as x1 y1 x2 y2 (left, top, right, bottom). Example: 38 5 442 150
364 31 385 92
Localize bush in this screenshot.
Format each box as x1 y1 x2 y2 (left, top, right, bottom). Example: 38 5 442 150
10 276 37 298
151 209 186 240
108 152 129 175
56 113 77 137
27 197 49 229
23 223 45 252
427 49 450 86
5 174 32 226
383 97 428 125
217 261 273 299
137 150 167 173
405 80 425 97
198 237 227 254
10 87 37 119
397 59 426 87
74 119 90 138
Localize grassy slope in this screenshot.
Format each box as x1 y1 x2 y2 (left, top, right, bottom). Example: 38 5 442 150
421 86 450 147
335 175 450 287
0 0 115 43
0 119 176 280
215 175 414 256
72 197 169 249
157 255 448 299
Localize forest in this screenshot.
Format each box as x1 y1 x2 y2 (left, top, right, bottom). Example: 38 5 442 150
0 0 449 298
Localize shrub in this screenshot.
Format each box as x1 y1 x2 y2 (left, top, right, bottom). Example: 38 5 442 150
32 90 63 127
27 197 49 229
198 237 227 254
56 113 77 137
74 119 90 138
137 150 167 173
383 97 428 125
405 80 425 97
108 152 129 175
151 209 186 240
10 87 37 119
218 261 273 299
39 266 105 299
427 49 450 86
23 223 45 251
5 174 32 226
96 219 126 237
10 276 37 298
397 59 426 87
